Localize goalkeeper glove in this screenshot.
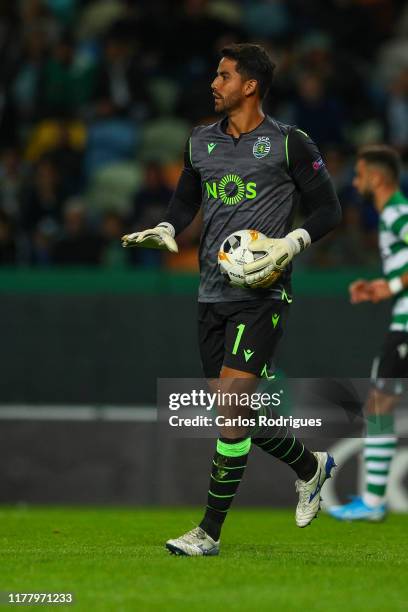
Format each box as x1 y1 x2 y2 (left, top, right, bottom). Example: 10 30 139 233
244 228 311 289
121 222 178 253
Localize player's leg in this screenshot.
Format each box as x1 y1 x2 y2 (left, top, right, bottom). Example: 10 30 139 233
222 299 335 527
241 308 316 477
254 430 336 526
198 366 256 544
166 364 256 556
329 331 406 521
166 304 255 555
196 302 226 378
328 389 397 521
363 388 397 508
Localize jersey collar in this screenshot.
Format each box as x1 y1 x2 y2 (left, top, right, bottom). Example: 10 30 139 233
218 115 267 140
383 190 404 209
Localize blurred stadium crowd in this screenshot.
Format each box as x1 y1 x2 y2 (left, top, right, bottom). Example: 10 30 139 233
1 0 408 269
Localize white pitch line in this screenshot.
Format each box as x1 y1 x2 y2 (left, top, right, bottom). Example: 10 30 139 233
0 405 157 422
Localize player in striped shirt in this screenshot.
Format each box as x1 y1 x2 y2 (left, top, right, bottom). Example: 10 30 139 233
329 145 408 521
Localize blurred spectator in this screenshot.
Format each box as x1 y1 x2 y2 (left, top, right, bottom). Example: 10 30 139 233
0 211 17 265
139 117 189 164
20 0 60 44
126 163 173 268
21 156 65 232
131 163 172 230
293 72 345 146
169 0 244 122
30 217 59 266
303 143 380 268
169 0 240 71
377 37 408 85
100 210 127 267
242 0 290 39
25 119 86 163
46 0 78 27
52 198 103 265
84 116 138 177
297 33 333 81
387 68 408 156
85 160 142 216
0 148 24 221
93 25 150 120
47 122 84 196
11 30 48 127
322 148 352 197
76 0 126 41
41 33 96 117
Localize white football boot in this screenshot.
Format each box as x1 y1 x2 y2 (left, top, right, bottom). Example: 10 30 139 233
295 451 336 527
166 527 220 556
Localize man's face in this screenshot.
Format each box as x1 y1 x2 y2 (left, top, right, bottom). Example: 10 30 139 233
211 57 247 113
353 159 375 198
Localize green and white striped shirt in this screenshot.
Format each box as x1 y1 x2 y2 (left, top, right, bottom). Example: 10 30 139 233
379 190 408 331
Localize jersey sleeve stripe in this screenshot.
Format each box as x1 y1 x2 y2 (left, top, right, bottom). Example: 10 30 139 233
383 205 408 227
391 215 408 236
389 241 407 255
385 263 408 279
285 134 289 168
383 250 408 275
392 296 408 315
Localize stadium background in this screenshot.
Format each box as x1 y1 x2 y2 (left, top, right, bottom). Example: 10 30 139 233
1 0 408 510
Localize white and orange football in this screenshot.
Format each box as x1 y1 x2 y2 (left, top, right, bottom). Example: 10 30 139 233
218 229 267 288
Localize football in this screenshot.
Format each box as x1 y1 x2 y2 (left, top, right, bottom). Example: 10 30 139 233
218 229 267 287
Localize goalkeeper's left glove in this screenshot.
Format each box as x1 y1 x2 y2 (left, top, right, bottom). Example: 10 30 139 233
121 222 178 253
243 228 311 289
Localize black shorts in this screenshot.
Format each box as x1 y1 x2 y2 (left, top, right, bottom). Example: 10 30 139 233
371 331 408 395
198 300 288 378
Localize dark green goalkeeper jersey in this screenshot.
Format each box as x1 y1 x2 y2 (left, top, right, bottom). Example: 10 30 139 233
165 114 339 303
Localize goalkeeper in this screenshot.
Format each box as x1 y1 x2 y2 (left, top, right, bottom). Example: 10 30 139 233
123 43 341 556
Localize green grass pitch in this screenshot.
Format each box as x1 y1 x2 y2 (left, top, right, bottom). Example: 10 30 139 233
1 507 407 611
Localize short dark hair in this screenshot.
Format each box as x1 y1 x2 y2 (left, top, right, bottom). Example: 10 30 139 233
357 145 401 184
221 43 276 99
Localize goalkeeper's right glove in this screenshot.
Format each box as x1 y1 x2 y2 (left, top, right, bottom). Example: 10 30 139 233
244 229 310 289
121 222 178 253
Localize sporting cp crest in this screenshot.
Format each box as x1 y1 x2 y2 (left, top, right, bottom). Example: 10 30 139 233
253 136 271 159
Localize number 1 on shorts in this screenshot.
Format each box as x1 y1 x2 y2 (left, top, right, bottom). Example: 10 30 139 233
232 323 246 355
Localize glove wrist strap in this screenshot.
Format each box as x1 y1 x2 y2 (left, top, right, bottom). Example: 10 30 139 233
286 228 311 255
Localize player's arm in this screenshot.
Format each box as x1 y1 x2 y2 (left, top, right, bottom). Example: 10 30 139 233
367 274 408 303
122 139 201 252
368 204 408 303
244 128 342 288
347 273 407 305
367 211 408 302
349 279 372 304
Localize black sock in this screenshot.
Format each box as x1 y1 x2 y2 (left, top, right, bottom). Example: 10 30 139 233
199 437 250 541
253 426 317 481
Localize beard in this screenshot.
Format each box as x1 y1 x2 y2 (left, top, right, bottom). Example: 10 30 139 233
214 93 242 114
361 186 374 199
